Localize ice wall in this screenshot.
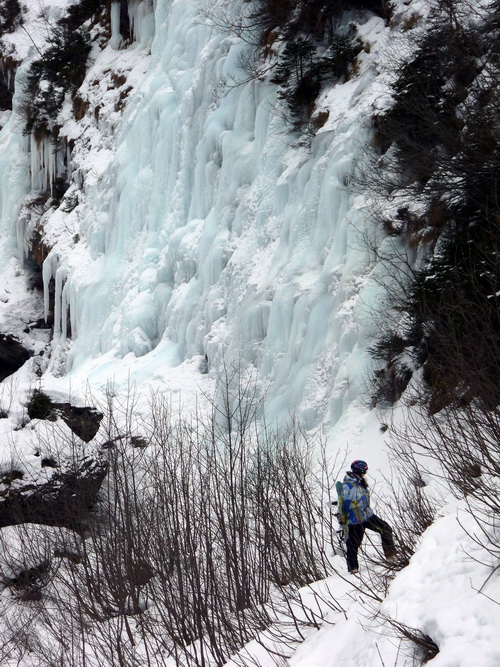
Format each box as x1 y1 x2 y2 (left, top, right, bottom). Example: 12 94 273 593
39 1 390 431
0 62 33 261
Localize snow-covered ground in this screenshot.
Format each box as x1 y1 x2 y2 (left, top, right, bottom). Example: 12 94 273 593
0 0 497 664
289 498 500 666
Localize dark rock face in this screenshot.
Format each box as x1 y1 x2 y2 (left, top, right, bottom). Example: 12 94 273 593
0 333 32 381
0 77 13 111
55 403 104 442
27 390 104 442
0 458 108 533
7 393 107 531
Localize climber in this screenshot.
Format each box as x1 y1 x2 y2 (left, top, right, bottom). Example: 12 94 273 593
340 460 396 574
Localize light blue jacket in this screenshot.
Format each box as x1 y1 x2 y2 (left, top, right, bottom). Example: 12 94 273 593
342 472 374 525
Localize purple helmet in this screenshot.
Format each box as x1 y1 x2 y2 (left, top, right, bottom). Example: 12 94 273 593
351 460 368 475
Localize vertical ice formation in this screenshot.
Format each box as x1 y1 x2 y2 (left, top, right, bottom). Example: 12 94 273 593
110 2 123 50
37 0 387 430
30 135 67 194
111 0 156 49
128 0 156 47
0 63 33 260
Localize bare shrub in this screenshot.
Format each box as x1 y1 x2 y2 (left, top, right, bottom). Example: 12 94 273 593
0 379 343 666
376 613 440 664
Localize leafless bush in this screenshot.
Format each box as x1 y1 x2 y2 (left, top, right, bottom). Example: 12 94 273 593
381 448 441 564
0 378 342 666
391 396 500 539
387 234 500 506
376 613 440 664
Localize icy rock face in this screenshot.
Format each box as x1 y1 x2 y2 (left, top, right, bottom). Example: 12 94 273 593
5 1 391 431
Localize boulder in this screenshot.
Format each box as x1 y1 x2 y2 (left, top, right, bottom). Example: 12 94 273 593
0 458 108 533
0 333 32 381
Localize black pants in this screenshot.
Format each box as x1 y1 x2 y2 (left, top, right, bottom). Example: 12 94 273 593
346 515 395 572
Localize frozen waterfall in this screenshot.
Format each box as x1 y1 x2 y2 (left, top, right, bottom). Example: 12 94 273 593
2 0 391 434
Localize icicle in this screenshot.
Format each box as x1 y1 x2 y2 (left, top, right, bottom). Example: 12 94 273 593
42 254 55 324
68 281 78 341
53 265 67 338
40 138 47 191
66 142 72 180
128 0 155 47
128 0 139 42
110 2 122 50
47 140 56 196
61 276 69 340
30 134 40 190
30 134 63 195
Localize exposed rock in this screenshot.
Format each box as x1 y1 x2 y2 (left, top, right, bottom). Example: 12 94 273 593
0 458 108 533
54 548 82 564
0 333 32 381
55 403 104 442
130 435 148 448
0 469 23 486
41 457 58 469
27 390 104 442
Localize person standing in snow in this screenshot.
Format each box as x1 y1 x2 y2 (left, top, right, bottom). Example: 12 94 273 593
340 460 395 574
